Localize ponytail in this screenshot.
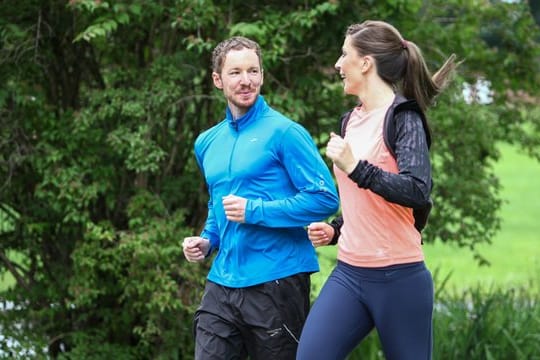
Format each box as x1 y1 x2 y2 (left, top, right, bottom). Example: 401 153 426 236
403 42 459 111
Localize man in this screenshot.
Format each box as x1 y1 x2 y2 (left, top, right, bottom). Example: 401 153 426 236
182 36 339 359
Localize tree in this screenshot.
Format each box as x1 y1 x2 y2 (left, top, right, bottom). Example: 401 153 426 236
1 0 539 358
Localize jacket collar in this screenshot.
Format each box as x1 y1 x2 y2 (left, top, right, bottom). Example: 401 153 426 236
226 95 267 131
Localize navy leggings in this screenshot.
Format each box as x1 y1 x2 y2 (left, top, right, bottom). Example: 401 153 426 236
297 260 433 360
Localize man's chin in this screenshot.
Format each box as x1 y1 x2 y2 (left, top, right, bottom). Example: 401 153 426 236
233 96 257 109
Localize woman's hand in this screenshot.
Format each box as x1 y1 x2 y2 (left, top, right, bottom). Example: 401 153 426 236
307 222 335 247
326 132 357 174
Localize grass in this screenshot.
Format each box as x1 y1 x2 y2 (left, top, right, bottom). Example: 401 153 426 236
313 143 540 294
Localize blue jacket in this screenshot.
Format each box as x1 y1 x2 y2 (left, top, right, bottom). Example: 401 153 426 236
194 95 339 288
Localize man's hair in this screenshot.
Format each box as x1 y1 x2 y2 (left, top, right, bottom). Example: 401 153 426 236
212 36 262 74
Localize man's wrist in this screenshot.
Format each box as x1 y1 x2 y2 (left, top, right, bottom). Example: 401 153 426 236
204 240 214 258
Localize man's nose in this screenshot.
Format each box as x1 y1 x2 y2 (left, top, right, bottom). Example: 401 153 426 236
239 72 250 84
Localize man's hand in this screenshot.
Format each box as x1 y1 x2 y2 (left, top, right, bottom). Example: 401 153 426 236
222 194 247 223
182 236 211 262
326 132 357 174
307 222 335 247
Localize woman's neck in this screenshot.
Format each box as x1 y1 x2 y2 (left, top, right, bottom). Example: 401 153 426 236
358 80 396 112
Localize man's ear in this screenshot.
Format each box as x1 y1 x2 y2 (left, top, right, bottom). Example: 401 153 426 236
212 72 223 89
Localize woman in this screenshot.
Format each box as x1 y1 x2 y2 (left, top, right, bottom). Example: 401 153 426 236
296 20 458 360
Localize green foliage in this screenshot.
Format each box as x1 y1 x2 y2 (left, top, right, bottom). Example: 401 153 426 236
427 93 503 264
65 208 202 359
433 285 540 359
345 284 540 360
70 1 139 42
1 0 539 357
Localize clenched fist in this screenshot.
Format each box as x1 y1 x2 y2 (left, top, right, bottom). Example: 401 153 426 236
222 194 247 223
326 132 357 174
182 236 211 262
307 222 335 247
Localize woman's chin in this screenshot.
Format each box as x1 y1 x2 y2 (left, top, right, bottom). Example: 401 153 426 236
343 86 356 96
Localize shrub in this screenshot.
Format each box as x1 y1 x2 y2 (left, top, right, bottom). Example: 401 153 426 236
346 282 539 359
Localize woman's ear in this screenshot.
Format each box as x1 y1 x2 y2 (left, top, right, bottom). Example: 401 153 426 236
362 57 371 72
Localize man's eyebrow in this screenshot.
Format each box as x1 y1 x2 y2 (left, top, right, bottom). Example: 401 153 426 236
226 66 260 71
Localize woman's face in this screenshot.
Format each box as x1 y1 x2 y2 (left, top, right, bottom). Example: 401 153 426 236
335 36 368 96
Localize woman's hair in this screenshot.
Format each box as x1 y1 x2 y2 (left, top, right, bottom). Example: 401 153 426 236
346 20 459 112
212 36 263 74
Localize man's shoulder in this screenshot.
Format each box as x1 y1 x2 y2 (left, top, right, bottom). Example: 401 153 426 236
263 106 307 134
264 106 291 121
194 119 228 148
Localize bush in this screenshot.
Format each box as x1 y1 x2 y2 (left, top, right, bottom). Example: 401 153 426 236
346 283 540 359
433 285 540 359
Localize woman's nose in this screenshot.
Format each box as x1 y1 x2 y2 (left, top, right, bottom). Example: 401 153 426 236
335 59 341 71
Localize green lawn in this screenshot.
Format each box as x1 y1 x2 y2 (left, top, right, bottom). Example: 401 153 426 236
313 144 540 294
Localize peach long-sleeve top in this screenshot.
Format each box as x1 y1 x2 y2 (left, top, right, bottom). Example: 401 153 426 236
335 102 424 267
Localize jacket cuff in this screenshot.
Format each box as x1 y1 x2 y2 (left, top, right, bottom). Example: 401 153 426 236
329 222 341 245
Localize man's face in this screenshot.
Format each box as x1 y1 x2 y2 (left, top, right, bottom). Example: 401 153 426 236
212 48 263 117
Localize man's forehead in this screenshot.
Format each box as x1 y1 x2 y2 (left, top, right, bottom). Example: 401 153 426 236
223 48 260 66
